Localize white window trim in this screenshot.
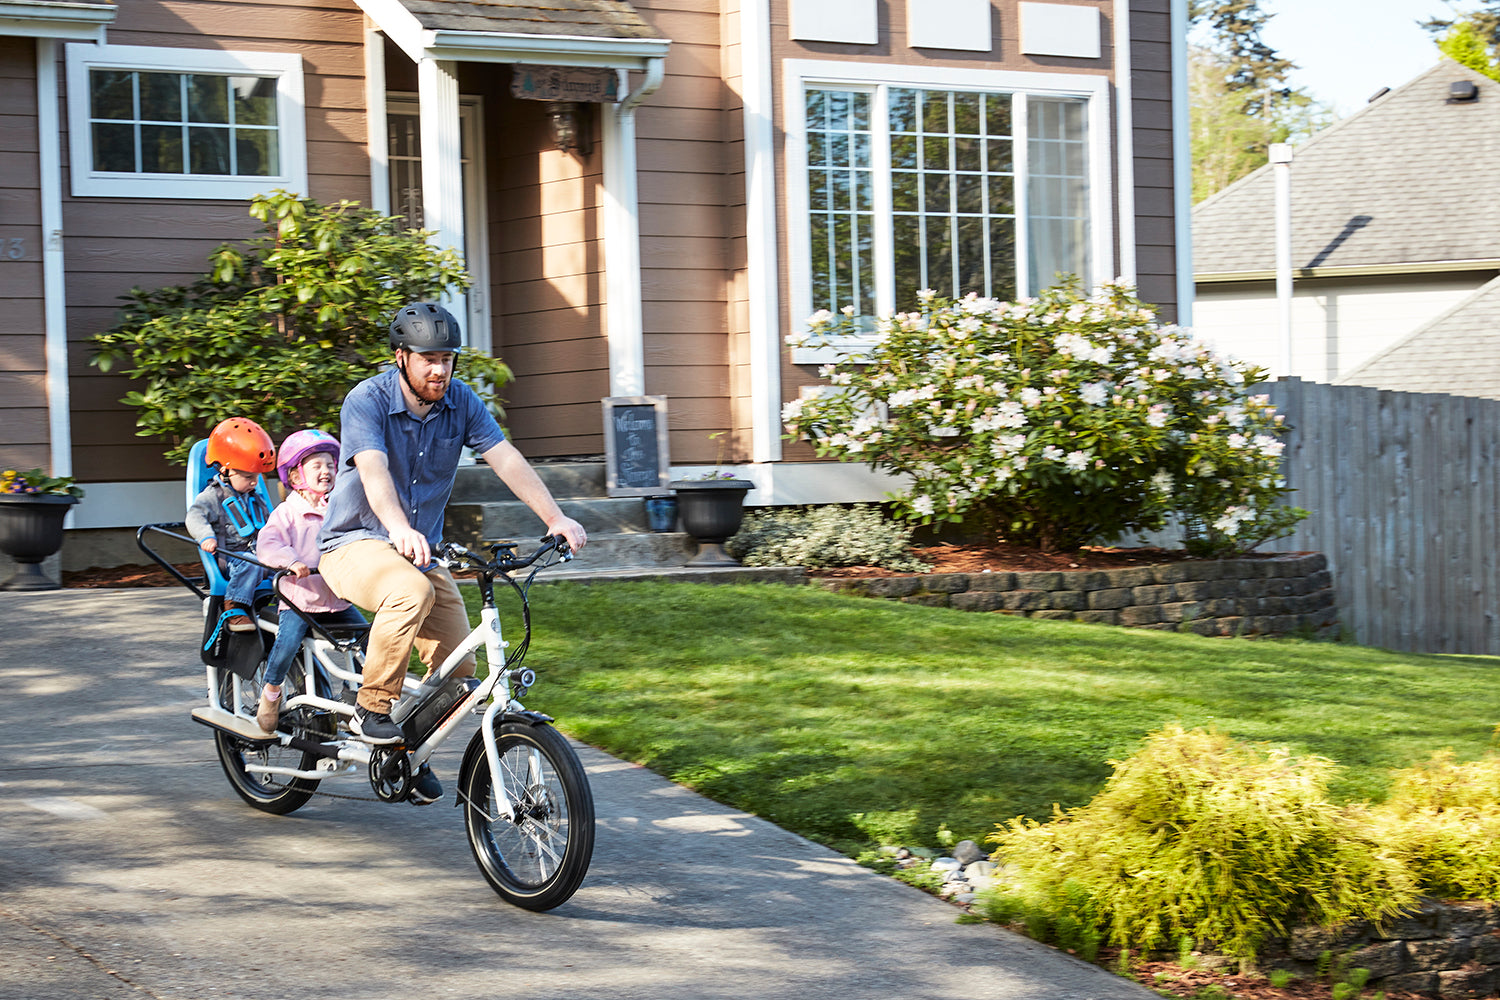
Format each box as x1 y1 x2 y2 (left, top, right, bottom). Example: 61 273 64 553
65 43 307 199
783 59 1112 365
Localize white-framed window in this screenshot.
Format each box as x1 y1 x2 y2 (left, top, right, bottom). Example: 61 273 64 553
65 43 307 199
785 60 1112 363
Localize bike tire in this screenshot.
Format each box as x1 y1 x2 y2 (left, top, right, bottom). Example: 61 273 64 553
461 720 595 911
213 660 328 815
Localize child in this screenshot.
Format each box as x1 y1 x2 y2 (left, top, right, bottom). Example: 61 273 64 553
186 418 275 633
253 429 366 733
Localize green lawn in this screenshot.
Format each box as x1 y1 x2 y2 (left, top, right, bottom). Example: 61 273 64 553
470 580 1500 855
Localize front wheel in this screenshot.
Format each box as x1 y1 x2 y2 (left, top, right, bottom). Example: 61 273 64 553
461 721 594 911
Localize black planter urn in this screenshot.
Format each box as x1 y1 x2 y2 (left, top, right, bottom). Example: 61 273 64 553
669 479 753 567
0 493 78 591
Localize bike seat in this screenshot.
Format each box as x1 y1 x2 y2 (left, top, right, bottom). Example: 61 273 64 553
185 438 277 598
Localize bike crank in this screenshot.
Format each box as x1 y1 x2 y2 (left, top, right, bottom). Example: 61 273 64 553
368 746 412 802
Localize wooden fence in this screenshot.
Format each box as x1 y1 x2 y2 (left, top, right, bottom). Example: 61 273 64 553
1258 378 1500 655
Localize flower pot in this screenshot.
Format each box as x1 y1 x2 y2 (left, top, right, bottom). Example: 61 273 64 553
669 479 753 566
0 493 78 591
643 495 679 532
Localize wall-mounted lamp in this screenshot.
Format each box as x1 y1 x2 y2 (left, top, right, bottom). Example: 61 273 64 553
547 101 592 155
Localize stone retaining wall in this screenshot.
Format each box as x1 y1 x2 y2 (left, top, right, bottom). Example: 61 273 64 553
1247 900 1500 998
816 552 1337 638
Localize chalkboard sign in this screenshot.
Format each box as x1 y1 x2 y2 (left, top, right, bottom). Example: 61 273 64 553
602 395 671 496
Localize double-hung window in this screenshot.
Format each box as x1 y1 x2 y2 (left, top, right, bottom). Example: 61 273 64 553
788 62 1110 361
66 44 307 199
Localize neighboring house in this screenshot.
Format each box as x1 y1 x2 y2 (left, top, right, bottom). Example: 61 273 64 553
1192 60 1500 384
1 0 1192 561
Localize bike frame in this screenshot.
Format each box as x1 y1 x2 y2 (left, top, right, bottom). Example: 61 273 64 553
139 522 564 818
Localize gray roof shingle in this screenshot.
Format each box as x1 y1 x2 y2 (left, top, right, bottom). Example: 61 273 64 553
1193 60 1500 275
397 0 663 39
1337 273 1500 399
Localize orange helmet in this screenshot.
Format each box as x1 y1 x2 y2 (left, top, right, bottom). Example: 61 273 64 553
205 417 276 475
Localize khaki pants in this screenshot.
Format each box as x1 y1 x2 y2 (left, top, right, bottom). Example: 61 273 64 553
319 539 474 713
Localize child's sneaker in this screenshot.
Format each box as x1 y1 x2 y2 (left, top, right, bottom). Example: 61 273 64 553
224 601 255 633
256 691 281 733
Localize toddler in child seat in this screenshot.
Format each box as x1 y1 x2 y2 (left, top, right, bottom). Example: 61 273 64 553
253 429 367 733
186 418 275 634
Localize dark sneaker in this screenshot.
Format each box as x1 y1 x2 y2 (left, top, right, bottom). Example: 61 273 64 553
350 705 403 744
408 763 443 805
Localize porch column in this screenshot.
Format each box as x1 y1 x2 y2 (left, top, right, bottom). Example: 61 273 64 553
418 57 467 336
602 79 646 397
38 37 70 480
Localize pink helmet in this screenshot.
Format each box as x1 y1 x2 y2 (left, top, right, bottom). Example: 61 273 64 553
276 429 340 487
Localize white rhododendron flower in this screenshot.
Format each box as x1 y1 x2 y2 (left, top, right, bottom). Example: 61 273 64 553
1079 381 1110 406
1064 450 1091 472
1041 445 1064 462
911 495 935 516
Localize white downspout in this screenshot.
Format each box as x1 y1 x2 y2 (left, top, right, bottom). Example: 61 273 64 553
38 37 71 482
365 26 390 215
1169 0 1193 326
1113 0 1137 285
742 0 781 462
603 58 664 397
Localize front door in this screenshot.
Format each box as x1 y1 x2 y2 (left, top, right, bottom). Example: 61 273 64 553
387 96 492 354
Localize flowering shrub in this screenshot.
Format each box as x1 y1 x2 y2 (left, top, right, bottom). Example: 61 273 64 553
782 280 1305 554
1 468 83 499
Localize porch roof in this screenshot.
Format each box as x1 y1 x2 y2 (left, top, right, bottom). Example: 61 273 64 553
0 0 114 40
358 0 669 68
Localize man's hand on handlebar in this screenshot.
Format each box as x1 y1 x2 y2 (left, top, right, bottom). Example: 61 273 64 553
390 525 432 568
545 515 587 554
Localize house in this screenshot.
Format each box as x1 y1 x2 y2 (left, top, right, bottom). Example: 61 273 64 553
1 0 1192 569
1192 59 1500 384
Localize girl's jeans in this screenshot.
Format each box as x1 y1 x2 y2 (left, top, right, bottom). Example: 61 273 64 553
264 606 368 687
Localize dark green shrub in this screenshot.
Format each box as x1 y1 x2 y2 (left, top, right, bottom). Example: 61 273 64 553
91 190 511 465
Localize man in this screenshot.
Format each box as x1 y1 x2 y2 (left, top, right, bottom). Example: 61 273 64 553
318 301 587 803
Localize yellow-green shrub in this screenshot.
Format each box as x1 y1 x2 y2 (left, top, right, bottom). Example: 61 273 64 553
1360 750 1500 900
988 726 1415 958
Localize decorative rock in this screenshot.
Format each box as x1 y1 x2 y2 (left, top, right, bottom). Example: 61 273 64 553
861 577 921 598
930 857 961 873
923 573 971 593
1087 587 1134 610
952 840 985 865
1119 605 1162 626
1407 938 1470 971
1383 972 1438 995
953 892 977 905
901 593 950 607
951 591 1005 612
1001 590 1050 612
1390 899 1447 940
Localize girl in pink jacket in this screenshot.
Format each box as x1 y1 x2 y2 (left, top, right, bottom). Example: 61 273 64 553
253 430 367 733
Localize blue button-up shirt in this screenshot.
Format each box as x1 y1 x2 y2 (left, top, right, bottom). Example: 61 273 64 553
319 368 505 553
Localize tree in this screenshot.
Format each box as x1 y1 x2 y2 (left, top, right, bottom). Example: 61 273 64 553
92 190 512 466
1190 45 1334 203
1422 1 1500 50
1189 0 1295 113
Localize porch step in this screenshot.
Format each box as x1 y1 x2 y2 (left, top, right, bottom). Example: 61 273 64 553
450 460 610 503
446 495 667 540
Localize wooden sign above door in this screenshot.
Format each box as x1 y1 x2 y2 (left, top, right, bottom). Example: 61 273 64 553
510 66 620 104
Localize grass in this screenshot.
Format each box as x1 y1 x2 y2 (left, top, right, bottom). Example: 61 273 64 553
465 580 1500 855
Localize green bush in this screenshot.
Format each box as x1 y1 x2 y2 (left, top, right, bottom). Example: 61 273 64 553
726 504 930 572
91 190 512 465
1359 750 1500 900
988 725 1415 959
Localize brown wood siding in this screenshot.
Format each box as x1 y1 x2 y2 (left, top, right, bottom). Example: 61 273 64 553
630 0 735 464
0 36 50 473
466 62 611 456
61 0 370 483
1129 0 1178 321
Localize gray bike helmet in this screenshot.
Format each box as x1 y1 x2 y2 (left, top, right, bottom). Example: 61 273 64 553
389 302 463 353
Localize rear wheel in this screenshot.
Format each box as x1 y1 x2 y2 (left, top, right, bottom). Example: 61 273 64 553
461 721 594 911
213 660 330 815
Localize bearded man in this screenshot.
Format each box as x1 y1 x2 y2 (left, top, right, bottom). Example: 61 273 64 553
318 301 587 800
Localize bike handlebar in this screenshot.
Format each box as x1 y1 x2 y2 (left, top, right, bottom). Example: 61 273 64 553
437 534 572 575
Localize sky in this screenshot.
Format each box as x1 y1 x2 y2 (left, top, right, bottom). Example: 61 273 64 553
1251 0 1472 117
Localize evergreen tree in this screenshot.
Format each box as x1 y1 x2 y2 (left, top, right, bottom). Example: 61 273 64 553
1425 4 1500 81
1189 0 1295 115
1422 1 1500 49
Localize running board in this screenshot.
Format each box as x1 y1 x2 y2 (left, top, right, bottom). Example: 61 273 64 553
192 705 277 743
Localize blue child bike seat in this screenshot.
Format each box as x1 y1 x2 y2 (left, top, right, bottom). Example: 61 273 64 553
185 437 277 597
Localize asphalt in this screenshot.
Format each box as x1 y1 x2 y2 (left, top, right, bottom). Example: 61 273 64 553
0 587 1155 1000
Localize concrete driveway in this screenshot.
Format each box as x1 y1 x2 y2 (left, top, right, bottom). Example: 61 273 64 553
0 589 1153 1000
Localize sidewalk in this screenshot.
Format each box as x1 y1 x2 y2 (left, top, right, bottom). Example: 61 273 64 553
0 588 1153 1000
